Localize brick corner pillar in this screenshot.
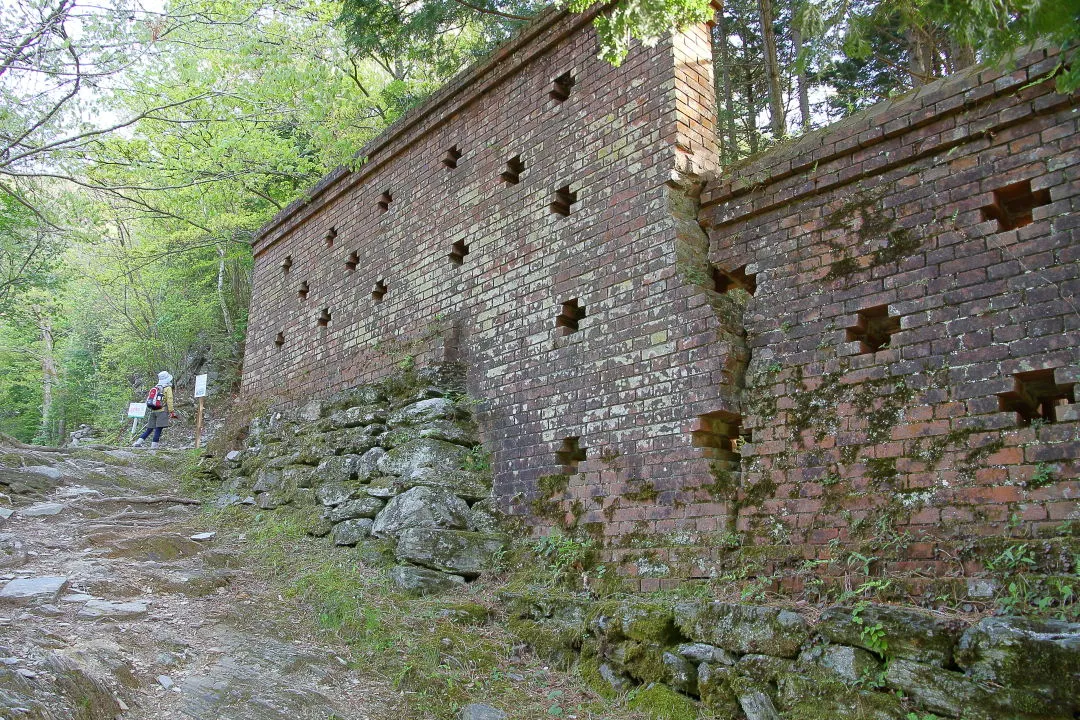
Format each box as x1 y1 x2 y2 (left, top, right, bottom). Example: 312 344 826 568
670 21 720 177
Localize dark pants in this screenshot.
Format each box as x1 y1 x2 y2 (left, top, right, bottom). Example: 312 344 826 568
139 426 163 442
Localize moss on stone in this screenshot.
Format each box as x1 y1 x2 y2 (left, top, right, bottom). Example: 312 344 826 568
872 228 921 266
624 479 660 502
626 682 699 719
824 256 860 280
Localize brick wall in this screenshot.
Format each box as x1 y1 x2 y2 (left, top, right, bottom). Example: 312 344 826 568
701 47 1079 580
243 10 749 565
244 8 1079 589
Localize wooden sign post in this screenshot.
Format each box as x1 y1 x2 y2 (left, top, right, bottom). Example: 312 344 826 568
194 374 208 449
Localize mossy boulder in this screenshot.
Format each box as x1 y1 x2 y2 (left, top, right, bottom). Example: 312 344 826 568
885 658 1067 720
436 602 489 625
316 448 386 486
674 602 809 658
817 604 966 666
956 616 1080 712
387 397 463 427
797 644 881 685
698 663 740 714
331 518 373 546
774 670 906 720
394 528 505 577
383 420 477 449
507 617 581 670
321 385 385 415
626 683 699 720
591 600 681 644
324 427 381 455
371 486 469 537
388 564 465 595
329 496 385 522
466 498 503 533
376 438 470 477
401 467 491 502
323 406 387 430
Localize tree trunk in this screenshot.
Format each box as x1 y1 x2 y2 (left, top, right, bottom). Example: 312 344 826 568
716 12 738 163
757 0 786 139
792 24 811 132
906 27 934 86
217 243 235 337
38 315 57 442
743 38 759 155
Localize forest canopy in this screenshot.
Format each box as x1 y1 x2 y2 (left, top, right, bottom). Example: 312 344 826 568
0 0 1075 443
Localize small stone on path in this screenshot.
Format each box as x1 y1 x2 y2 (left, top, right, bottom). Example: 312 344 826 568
460 704 508 720
20 503 65 517
0 576 68 605
0 508 13 520
77 599 149 620
189 532 216 541
157 674 175 690
60 593 95 603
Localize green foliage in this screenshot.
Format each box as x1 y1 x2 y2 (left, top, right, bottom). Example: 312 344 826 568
533 532 595 587
571 0 713 65
1030 463 1056 488
461 445 492 472
851 601 889 656
987 544 1036 572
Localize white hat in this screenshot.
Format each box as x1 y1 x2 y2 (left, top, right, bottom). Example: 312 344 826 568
157 371 173 387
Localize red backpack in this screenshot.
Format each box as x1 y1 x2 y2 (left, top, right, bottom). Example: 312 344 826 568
146 385 165 410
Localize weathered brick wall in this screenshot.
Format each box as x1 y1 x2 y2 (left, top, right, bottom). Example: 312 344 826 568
243 10 749 572
701 48 1079 580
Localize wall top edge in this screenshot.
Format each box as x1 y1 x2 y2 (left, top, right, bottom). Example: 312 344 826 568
251 6 598 255
701 44 1066 210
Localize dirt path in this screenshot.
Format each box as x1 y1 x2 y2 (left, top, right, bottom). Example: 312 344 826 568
0 446 386 720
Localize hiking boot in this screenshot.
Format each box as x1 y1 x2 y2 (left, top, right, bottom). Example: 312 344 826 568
150 442 160 449
132 438 145 447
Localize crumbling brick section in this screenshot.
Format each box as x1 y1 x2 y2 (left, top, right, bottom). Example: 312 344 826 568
701 47 1079 580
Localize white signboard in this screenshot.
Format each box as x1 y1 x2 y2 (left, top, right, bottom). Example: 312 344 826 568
194 374 208 399
127 402 147 418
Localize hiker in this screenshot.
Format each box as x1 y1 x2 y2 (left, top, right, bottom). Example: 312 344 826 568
132 371 177 448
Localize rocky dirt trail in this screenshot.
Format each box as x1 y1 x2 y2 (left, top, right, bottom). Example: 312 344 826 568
0 444 386 720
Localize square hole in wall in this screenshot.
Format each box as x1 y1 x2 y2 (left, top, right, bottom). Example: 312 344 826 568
712 264 757 295
981 180 1051 231
317 308 331 327
556 436 586 473
550 71 575 102
997 368 1075 426
443 146 462 169
550 186 577 216
372 279 387 304
448 240 469 266
274 331 285 349
501 155 524 184
281 255 292 275
846 304 899 354
297 280 309 300
378 191 392 213
556 298 585 335
324 227 337 249
346 251 359 272
692 411 747 462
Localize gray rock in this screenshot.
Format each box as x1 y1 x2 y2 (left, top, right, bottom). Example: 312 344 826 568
797 644 881 684
388 398 461 427
676 642 736 666
662 651 697 694
78 599 149 620
0 507 12 521
459 703 507 720
885 657 1061 720
329 497 384 522
331 519 373 546
157 674 175 690
674 602 810 657
395 528 505 577
324 427 380 456
467 499 502 533
282 465 317 489
255 491 290 509
383 419 476 448
20 502 65 516
225 450 242 463
377 438 470 477
817 604 966 666
737 687 781 720
402 467 491 502
190 532 216 541
364 476 405 499
389 565 466 595
956 615 1080 710
0 576 68 605
598 662 633 694
316 481 355 506
371 486 469 537
252 468 286 494
23 465 63 480
326 406 386 430
0 466 55 494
